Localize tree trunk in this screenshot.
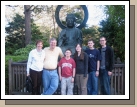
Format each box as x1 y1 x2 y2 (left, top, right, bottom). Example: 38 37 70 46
51 5 56 36
24 5 31 46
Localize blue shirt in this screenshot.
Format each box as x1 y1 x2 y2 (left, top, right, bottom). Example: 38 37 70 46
85 48 101 72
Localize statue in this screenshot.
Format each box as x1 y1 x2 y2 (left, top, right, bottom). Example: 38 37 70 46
58 14 83 55
55 5 88 55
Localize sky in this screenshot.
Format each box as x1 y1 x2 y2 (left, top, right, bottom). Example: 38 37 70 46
5 5 106 27
87 5 106 27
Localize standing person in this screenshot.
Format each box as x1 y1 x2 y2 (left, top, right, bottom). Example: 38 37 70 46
26 40 45 95
98 36 114 95
41 37 64 95
58 49 76 95
85 39 101 95
74 43 88 95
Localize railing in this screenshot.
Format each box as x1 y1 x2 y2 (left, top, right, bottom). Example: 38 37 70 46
8 59 125 95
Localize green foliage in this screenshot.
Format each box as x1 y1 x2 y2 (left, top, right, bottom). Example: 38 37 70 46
14 44 36 56
5 55 28 95
82 25 100 48
99 5 125 62
5 13 44 55
5 14 25 55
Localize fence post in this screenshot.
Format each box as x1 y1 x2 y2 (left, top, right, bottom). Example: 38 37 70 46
9 59 12 95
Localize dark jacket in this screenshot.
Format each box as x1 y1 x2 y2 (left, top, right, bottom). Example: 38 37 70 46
98 46 114 71
26 76 33 93
74 52 88 77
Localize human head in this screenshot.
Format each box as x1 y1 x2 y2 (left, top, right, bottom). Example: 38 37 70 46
75 43 82 53
65 48 72 57
99 36 107 47
75 43 84 60
88 39 94 49
66 14 76 28
36 40 43 50
49 37 57 50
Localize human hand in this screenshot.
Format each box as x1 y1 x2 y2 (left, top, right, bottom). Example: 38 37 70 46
27 73 30 76
83 74 87 79
96 71 99 77
108 71 112 76
59 76 62 81
71 77 74 83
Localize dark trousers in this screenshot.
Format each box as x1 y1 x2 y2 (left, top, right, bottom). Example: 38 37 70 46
99 69 111 95
30 69 42 95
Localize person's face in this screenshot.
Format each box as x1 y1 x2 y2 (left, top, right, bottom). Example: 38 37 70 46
66 17 74 28
76 44 81 52
50 40 57 49
99 37 106 46
88 41 94 48
65 50 71 57
36 42 43 50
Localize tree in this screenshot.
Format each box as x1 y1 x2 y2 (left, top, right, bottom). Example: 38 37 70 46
24 5 31 46
99 5 125 62
82 25 100 48
5 14 43 55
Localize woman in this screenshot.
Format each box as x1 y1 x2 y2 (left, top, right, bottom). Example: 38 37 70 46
74 44 88 95
26 40 45 95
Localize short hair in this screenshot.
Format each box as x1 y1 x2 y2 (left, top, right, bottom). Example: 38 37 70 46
100 36 106 41
87 39 94 43
65 48 72 53
66 14 76 22
49 37 57 43
35 40 43 46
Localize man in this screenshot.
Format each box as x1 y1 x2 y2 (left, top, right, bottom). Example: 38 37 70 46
58 14 83 55
41 37 64 95
85 39 101 95
98 36 114 95
58 49 76 95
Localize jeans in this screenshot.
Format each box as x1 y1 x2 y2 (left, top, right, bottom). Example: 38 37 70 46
61 76 74 95
75 74 88 95
87 71 98 95
99 69 110 95
42 69 59 95
30 69 42 95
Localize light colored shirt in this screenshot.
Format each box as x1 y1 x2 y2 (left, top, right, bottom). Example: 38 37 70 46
43 47 64 69
27 49 45 74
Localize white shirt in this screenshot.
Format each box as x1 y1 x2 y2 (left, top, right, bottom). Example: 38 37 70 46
27 49 45 74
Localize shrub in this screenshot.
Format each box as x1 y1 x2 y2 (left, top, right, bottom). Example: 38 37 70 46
14 44 36 56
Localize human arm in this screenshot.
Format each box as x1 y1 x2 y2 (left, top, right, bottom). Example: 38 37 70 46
26 51 33 76
58 66 62 81
84 52 88 77
110 47 114 71
59 47 64 58
58 59 62 81
71 68 75 83
96 60 100 77
71 60 76 83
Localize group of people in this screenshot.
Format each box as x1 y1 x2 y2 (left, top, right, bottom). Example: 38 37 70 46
26 36 114 95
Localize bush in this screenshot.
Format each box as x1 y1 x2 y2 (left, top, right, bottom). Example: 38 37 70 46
5 55 28 95
14 44 36 56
